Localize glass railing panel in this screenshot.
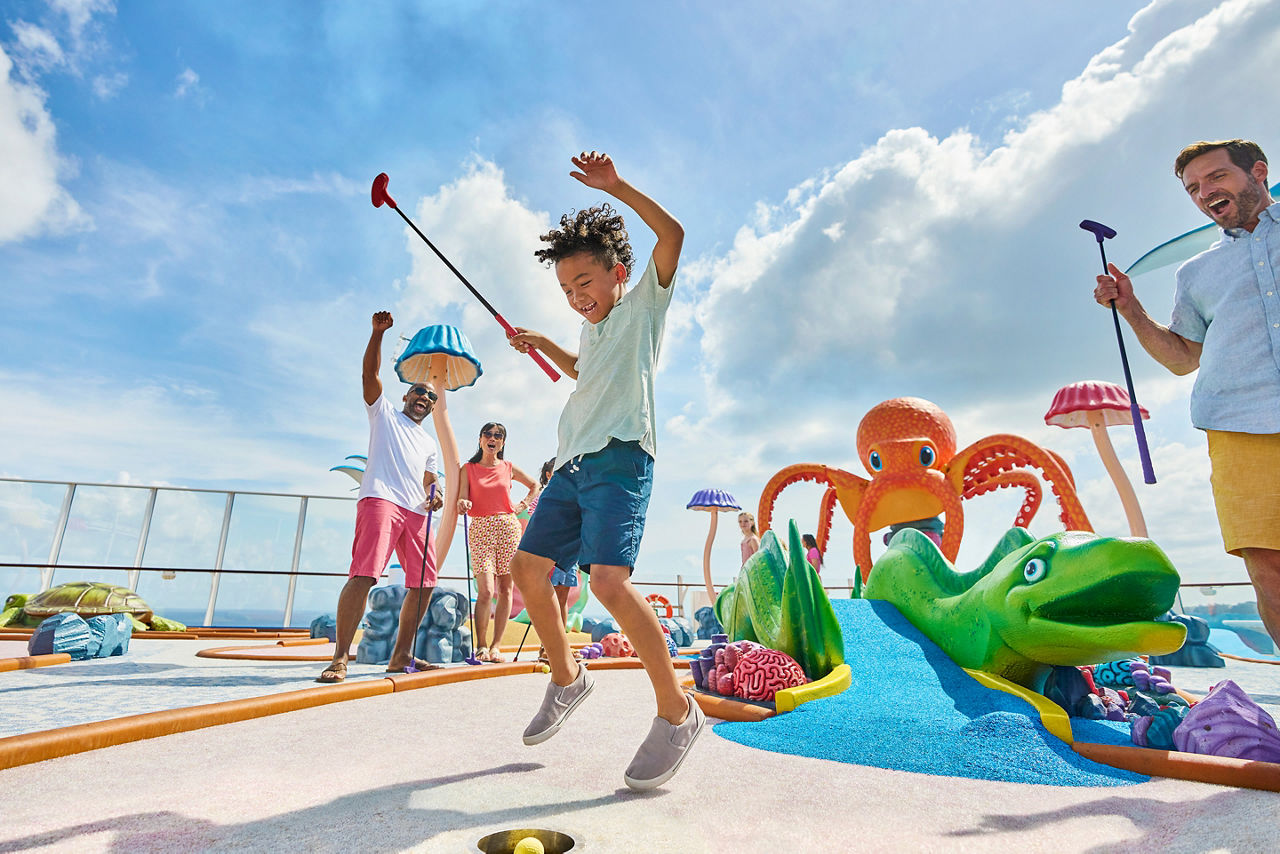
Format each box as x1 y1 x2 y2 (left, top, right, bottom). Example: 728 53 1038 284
135 490 227 626
0 480 67 596
289 497 357 628
212 494 299 626
50 485 148 589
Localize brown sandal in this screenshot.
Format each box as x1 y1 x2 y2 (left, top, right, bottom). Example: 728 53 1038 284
317 662 347 683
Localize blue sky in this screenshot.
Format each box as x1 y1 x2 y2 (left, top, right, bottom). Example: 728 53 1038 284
3 0 1279 617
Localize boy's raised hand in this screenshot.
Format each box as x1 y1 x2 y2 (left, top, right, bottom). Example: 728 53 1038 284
570 151 621 192
372 311 394 332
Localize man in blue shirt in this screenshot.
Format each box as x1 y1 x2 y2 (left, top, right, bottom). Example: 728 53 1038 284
1095 139 1279 645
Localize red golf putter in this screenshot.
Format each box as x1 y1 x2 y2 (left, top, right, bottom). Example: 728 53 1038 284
372 173 560 382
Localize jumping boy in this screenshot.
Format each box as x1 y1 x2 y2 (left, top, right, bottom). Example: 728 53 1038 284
507 151 699 790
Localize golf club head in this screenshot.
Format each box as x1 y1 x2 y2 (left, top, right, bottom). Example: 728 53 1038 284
371 172 397 209
1079 219 1117 242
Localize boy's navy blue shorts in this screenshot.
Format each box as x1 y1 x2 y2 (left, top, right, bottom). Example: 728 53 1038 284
518 439 653 573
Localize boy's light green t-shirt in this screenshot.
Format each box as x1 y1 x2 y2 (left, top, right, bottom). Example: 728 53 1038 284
555 255 674 468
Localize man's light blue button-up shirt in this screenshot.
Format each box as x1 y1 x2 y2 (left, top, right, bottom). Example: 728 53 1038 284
1170 201 1280 432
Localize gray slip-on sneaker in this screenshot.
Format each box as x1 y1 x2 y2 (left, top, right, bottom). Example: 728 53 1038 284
522 663 594 746
623 693 705 790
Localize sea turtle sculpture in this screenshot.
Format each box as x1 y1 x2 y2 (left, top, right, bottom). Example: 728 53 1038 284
0 582 186 631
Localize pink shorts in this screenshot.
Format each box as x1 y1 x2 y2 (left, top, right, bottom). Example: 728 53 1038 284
350 497 438 587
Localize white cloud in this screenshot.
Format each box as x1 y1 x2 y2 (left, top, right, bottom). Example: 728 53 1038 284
91 69 126 98
651 0 1278 589
0 46 87 242
174 67 200 99
0 370 325 491
9 21 64 75
49 0 115 45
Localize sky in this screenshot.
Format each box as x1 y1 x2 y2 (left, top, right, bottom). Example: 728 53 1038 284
3 0 1279 619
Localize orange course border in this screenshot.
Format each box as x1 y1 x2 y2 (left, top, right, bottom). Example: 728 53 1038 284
0 656 641 771
0 653 71 673
1073 741 1280 792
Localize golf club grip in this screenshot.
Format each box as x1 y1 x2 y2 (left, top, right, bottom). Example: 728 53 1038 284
494 314 562 382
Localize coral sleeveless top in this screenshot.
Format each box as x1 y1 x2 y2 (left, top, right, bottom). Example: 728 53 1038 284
465 460 515 516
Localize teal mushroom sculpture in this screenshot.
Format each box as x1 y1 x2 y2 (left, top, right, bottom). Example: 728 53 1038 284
687 488 741 602
394 324 482 567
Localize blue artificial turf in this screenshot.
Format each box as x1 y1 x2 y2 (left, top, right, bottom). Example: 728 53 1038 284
712 599 1148 786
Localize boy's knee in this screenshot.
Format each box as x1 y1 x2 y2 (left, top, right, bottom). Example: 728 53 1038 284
589 571 628 605
510 552 547 588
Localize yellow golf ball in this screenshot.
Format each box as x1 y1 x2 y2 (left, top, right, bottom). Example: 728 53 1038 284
513 837 545 854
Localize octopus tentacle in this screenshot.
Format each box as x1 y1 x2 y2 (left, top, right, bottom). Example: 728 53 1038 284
757 464 831 536
816 487 839 553
951 435 1092 532
854 476 964 580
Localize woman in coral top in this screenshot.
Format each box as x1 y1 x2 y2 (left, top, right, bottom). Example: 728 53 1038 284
457 422 539 662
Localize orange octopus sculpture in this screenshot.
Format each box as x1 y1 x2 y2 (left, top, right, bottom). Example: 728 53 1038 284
758 397 1093 580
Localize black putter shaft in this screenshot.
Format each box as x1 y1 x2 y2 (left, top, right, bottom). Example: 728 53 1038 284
513 620 533 663
1080 220 1157 484
463 514 482 665
405 482 438 672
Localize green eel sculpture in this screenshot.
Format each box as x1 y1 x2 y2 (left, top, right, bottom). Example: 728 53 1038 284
864 527 1188 690
714 520 845 680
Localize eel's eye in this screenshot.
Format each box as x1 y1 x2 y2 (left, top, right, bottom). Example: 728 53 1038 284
919 445 936 467
868 451 883 472
1023 558 1047 583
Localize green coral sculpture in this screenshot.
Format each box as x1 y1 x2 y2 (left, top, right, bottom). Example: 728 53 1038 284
714 519 844 679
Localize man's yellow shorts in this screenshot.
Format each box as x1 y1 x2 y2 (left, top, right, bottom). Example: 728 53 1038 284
1206 429 1280 554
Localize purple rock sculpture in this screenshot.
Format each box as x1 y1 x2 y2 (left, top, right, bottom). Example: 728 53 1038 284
1172 680 1280 762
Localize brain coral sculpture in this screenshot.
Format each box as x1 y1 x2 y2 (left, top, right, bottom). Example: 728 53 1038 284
733 648 809 702
600 632 635 658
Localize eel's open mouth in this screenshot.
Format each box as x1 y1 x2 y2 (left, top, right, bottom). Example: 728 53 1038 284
1031 570 1178 626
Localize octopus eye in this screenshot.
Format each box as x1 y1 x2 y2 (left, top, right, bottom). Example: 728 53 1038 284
919 445 936 467
868 451 883 472
1023 558 1047 583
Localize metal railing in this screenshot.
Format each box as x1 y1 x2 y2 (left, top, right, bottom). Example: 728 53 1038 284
0 477 356 627
0 476 1262 629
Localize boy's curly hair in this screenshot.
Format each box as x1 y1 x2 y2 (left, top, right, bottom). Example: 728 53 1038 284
534 204 634 279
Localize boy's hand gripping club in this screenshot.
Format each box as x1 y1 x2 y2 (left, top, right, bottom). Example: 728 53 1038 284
372 173 560 382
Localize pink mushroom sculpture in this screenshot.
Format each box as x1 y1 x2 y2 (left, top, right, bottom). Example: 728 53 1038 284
1045 381 1150 537
687 488 741 602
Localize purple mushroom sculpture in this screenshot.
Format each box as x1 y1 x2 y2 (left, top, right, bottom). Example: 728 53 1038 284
687 488 741 603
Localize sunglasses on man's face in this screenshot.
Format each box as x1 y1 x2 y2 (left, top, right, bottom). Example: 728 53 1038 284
408 386 438 401
482 430 505 439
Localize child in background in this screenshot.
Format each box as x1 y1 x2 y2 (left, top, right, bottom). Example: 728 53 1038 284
803 533 823 575
507 150 700 791
739 511 761 564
